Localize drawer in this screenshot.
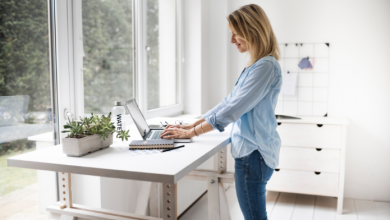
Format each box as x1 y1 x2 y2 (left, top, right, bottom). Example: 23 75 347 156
266 169 339 197
278 146 340 173
277 123 342 149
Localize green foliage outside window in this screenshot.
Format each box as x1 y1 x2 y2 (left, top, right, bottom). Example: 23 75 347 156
0 1 48 194
1 0 163 116
82 0 161 113
0 0 50 156
82 0 135 114
0 0 50 112
146 0 160 110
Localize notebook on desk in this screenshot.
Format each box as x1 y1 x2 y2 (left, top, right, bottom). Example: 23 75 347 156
129 139 174 150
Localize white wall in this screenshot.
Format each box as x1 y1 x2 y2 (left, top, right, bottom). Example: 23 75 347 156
227 0 390 202
183 0 229 114
183 0 202 114
201 0 229 113
159 0 177 107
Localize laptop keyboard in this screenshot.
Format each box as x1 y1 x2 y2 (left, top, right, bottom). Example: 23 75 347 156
150 130 163 139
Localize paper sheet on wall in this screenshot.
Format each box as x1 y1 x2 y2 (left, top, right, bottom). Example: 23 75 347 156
281 72 298 96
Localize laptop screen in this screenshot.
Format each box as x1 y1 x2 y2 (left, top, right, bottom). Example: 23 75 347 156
124 99 150 139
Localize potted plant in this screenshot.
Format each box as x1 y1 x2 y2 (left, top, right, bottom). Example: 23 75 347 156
61 113 130 157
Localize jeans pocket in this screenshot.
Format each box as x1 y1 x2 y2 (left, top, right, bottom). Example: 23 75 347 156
235 157 247 169
260 158 274 183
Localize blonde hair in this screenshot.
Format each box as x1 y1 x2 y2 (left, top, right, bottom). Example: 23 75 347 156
227 4 280 66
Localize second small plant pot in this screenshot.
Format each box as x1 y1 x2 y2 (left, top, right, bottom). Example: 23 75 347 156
62 134 113 157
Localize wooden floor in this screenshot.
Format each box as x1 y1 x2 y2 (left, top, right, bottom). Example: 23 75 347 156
180 185 390 220
0 183 48 220
1 183 389 220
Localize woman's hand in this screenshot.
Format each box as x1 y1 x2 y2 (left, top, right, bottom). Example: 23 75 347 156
164 123 193 130
160 127 193 139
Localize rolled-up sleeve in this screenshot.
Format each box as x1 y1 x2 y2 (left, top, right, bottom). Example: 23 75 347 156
202 93 232 120
204 61 275 132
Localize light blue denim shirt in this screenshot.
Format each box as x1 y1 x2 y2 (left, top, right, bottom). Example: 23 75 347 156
203 56 282 169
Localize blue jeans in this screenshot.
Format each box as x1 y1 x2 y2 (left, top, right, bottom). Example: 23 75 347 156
235 150 274 220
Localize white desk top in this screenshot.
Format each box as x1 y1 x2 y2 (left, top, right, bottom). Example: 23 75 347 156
8 122 231 184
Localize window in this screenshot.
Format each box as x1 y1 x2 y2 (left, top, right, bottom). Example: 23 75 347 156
70 0 182 117
82 0 134 115
146 0 178 110
0 0 56 204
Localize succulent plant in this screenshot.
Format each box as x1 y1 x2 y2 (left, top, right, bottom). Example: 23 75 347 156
62 112 130 141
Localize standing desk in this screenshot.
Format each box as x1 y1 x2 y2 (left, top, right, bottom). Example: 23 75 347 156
7 124 233 220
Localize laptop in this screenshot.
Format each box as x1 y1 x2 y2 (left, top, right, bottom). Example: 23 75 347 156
124 99 191 143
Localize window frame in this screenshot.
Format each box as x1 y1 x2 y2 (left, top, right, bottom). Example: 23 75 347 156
138 0 184 119
56 0 184 125
56 0 78 139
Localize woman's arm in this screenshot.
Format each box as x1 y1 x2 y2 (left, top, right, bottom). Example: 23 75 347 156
163 118 205 130
192 121 213 137
202 93 232 120
163 89 232 131
193 118 206 127
160 120 213 139
161 61 275 138
204 60 276 132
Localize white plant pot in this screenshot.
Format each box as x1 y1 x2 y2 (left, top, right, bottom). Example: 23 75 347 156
62 134 113 157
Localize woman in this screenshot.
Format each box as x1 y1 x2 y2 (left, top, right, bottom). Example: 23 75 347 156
161 4 281 220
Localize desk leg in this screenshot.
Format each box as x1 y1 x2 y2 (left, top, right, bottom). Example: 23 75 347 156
218 148 227 174
207 178 231 220
208 177 221 220
58 172 72 209
209 146 231 220
162 183 177 220
58 172 74 219
219 183 231 220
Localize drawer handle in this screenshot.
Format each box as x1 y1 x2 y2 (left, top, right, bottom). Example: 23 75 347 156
278 122 282 126
317 124 323 127
316 148 322 151
275 169 280 172
315 172 321 175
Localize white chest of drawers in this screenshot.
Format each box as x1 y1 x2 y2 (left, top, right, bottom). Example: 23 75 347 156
266 116 349 214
